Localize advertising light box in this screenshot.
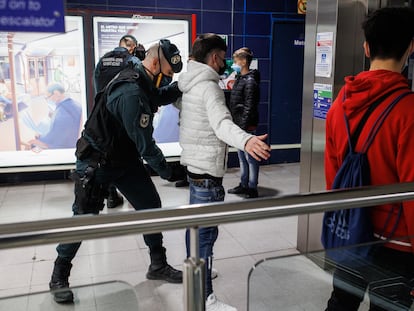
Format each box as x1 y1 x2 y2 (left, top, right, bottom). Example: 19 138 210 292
0 16 87 170
93 16 190 158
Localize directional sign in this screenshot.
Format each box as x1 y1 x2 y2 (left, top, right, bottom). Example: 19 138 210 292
0 0 65 32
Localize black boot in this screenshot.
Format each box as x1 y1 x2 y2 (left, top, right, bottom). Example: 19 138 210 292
245 188 259 198
107 185 124 208
49 257 74 303
228 184 248 194
146 247 182 283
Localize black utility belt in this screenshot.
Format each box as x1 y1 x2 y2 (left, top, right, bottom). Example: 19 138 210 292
188 177 222 189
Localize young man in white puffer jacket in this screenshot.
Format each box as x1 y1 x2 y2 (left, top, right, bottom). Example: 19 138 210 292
177 33 271 311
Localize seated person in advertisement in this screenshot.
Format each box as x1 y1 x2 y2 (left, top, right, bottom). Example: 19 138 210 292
28 83 82 149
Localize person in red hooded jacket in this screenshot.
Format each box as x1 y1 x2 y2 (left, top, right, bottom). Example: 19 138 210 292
324 7 414 311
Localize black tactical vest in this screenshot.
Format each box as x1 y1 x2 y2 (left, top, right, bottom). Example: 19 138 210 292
76 68 142 166
95 48 133 92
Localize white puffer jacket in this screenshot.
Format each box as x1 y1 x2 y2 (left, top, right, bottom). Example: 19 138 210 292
178 60 252 177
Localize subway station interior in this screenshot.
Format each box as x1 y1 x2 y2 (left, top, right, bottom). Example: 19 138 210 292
1 0 414 310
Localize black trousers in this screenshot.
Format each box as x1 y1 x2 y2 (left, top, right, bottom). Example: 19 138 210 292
56 160 163 261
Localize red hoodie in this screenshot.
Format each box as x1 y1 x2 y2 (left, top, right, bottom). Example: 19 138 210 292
325 70 414 253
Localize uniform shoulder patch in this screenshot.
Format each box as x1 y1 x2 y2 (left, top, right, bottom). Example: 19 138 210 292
140 113 150 128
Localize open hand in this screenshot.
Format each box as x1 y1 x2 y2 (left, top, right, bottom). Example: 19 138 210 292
244 134 271 161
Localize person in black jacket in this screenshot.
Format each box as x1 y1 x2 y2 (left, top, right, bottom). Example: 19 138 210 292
94 34 141 209
49 39 186 304
227 47 261 198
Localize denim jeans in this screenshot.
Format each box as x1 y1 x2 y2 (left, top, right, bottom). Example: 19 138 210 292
57 159 163 261
237 149 259 189
185 178 224 298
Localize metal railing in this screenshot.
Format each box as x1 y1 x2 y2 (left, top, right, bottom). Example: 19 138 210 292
1 182 414 310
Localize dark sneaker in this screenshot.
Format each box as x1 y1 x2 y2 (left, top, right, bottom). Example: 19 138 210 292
245 188 258 199
175 179 189 187
107 192 124 209
227 184 248 194
49 281 74 303
146 264 183 283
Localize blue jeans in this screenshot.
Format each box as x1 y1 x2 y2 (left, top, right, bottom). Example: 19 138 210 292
185 178 224 297
57 159 163 261
237 149 259 189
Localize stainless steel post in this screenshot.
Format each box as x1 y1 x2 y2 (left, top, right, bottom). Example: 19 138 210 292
184 227 206 311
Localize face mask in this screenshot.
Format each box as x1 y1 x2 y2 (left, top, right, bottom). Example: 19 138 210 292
218 64 226 76
154 72 173 88
231 64 241 74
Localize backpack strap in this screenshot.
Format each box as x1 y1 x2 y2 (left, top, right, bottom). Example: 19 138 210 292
104 66 140 94
342 87 408 154
361 91 412 152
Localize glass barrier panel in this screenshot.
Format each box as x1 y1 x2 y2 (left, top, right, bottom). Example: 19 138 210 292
0 281 139 311
248 238 414 311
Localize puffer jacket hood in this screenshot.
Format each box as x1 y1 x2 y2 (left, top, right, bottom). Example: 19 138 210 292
178 60 219 94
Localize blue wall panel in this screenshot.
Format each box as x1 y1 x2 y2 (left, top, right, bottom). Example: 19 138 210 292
158 0 202 10
201 12 232 34
244 36 270 58
202 0 233 10
245 14 271 35
245 0 286 12
257 59 270 81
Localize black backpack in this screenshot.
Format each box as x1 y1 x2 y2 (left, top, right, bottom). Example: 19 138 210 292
76 67 141 165
95 48 134 92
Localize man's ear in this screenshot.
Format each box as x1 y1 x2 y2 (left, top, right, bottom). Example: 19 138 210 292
151 57 159 71
363 41 370 58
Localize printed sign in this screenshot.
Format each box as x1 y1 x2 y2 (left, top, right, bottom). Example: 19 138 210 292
313 83 332 119
315 32 333 78
0 0 65 33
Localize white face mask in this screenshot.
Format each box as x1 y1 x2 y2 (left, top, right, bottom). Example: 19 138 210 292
231 63 241 74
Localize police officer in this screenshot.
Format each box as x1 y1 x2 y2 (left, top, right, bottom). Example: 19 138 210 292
94 34 145 93
94 34 144 208
49 39 186 303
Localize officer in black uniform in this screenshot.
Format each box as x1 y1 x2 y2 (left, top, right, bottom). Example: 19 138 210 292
49 39 186 303
94 34 145 209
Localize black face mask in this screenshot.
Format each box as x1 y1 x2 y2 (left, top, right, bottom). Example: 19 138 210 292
153 45 173 88
155 73 173 88
218 64 226 76
217 55 226 76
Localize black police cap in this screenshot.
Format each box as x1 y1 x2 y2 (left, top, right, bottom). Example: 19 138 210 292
160 39 183 73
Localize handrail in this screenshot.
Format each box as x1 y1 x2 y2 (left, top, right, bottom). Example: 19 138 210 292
1 182 414 250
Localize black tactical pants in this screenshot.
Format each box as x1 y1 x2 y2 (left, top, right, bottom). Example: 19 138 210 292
56 159 163 261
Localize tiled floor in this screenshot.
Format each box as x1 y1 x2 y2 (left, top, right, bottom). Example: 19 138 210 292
0 163 302 311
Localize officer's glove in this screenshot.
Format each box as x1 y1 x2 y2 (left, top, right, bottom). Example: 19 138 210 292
166 162 187 182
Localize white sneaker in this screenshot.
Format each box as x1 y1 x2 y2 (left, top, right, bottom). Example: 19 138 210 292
211 268 218 280
206 293 237 311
